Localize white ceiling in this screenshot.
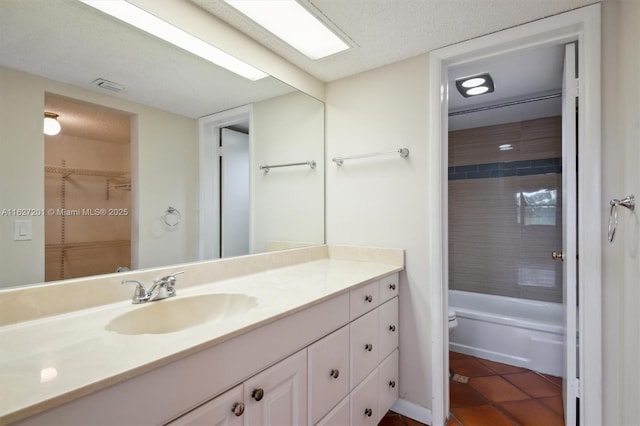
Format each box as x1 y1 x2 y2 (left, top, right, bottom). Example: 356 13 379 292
190 0 600 82
0 0 599 126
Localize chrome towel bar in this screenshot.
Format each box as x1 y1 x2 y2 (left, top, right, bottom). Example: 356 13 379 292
332 148 409 166
259 160 316 173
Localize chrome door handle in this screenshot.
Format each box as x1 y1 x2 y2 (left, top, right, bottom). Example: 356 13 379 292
552 251 565 261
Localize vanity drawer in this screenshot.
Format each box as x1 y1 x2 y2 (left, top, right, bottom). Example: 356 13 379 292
379 273 399 303
378 297 399 362
350 308 379 389
349 368 379 426
378 350 399 423
308 325 350 425
350 281 379 320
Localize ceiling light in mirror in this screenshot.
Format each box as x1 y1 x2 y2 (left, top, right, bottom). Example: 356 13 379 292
78 0 268 81
225 0 350 60
44 112 61 136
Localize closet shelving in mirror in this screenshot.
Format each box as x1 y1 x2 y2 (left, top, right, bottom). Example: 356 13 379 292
45 165 131 200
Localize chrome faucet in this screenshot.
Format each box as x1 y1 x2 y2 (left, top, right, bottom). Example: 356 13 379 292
122 271 184 304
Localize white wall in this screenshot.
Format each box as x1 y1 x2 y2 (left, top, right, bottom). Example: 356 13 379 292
326 54 432 410
0 67 198 287
252 92 325 253
327 2 640 422
601 0 640 424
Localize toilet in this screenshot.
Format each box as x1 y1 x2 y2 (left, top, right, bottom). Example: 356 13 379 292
448 308 458 334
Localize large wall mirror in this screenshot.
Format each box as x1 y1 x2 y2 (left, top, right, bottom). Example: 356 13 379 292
0 0 325 289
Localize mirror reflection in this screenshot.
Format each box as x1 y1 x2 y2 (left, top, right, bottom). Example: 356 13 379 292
0 0 325 289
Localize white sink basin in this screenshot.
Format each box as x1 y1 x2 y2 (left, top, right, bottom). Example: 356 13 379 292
106 294 257 335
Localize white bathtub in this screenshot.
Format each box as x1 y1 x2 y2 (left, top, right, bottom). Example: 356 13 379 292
448 289 564 376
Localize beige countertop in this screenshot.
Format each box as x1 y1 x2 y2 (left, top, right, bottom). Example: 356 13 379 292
0 250 403 425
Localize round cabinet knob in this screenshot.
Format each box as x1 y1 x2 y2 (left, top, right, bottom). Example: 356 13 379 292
251 388 264 402
364 295 373 303
231 402 245 416
364 408 373 417
365 343 373 352
330 369 340 379
389 380 396 388
389 324 396 332
389 283 397 290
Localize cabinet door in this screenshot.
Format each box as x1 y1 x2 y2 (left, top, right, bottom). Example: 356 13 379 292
378 350 399 423
308 326 350 424
243 350 307 426
168 384 244 426
378 297 399 362
350 308 379 389
379 274 399 304
350 369 379 426
316 396 350 426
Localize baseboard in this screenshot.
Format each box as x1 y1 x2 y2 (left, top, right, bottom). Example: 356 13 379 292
391 398 432 425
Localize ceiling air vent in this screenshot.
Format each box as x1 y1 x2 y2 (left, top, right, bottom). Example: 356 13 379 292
91 78 125 93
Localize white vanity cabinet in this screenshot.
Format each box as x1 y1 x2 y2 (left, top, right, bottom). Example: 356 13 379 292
315 278 399 426
11 272 400 426
169 350 308 426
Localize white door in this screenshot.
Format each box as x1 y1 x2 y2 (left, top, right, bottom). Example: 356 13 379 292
221 128 250 257
561 42 578 426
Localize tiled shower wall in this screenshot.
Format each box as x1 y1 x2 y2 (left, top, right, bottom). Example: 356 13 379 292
448 116 563 303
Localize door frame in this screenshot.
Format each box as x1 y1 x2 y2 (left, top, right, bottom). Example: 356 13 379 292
198 105 253 260
428 5 601 426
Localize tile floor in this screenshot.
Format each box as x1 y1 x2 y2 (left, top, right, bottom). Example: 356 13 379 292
378 352 564 426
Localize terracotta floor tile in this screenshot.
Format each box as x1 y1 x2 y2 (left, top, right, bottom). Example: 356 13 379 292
503 372 562 398
378 412 406 426
499 399 564 426
451 405 516 426
469 376 529 402
476 358 529 375
450 357 495 377
539 395 564 416
377 411 427 426
450 380 489 408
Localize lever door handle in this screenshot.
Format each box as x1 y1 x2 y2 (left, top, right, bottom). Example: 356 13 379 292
552 251 565 261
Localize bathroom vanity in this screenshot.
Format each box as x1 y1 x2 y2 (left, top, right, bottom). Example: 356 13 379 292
0 245 403 425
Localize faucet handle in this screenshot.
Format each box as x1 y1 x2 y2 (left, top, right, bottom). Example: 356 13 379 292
122 279 149 303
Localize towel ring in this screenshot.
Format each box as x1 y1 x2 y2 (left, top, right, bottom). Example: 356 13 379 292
163 206 181 228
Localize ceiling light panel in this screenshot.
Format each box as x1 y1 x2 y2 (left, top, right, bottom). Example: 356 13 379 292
78 0 267 81
225 0 350 60
455 73 495 98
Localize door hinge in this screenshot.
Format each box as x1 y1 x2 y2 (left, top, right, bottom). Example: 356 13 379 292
575 378 581 398
216 146 224 157
574 78 580 98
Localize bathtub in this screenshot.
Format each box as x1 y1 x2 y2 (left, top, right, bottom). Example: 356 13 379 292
448 289 564 376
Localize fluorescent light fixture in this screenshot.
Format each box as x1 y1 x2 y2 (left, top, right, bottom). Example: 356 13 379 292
225 0 350 60
78 0 268 81
499 144 513 151
455 73 495 98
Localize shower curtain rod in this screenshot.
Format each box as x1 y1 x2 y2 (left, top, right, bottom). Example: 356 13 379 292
448 92 561 116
